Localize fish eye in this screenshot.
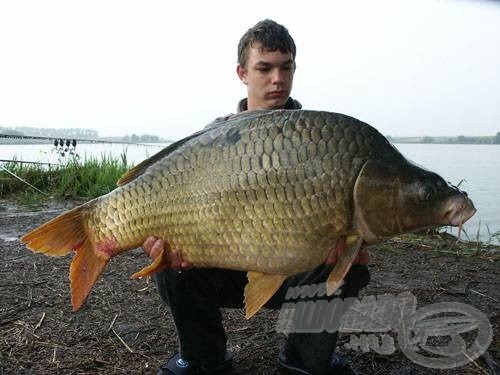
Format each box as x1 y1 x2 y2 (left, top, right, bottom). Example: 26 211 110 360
419 184 436 202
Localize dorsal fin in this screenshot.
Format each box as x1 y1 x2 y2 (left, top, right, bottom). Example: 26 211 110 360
116 109 290 186
116 129 207 186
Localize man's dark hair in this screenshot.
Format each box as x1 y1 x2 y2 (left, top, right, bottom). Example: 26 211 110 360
237 19 296 66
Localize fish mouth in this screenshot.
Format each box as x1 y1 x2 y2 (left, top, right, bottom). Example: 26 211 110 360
444 195 476 226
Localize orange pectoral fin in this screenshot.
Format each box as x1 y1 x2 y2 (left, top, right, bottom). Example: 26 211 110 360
131 248 170 279
326 236 364 296
69 239 110 311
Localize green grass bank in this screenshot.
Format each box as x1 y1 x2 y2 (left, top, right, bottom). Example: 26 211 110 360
0 154 129 204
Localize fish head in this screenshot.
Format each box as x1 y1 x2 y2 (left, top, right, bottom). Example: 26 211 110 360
353 159 476 243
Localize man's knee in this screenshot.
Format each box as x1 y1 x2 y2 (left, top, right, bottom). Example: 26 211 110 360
153 268 246 308
153 268 205 306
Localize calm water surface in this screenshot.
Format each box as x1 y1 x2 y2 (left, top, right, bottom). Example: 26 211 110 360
0 142 166 166
2 142 499 244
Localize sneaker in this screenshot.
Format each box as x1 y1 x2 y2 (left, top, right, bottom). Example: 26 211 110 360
157 351 233 375
278 349 357 375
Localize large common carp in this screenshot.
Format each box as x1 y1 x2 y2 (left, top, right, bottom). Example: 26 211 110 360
22 110 476 317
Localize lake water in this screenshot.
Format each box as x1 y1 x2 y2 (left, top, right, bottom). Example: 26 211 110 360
1 142 499 244
0 142 167 166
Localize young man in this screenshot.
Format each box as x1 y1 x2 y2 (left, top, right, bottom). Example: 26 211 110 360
144 20 370 375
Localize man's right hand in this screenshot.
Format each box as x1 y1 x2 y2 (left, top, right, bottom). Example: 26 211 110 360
324 236 370 266
142 236 193 270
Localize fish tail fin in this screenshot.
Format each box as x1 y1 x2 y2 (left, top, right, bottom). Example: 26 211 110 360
21 205 91 256
69 238 109 311
21 203 108 311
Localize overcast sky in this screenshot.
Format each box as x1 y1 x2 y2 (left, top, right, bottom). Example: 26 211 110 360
1 0 499 140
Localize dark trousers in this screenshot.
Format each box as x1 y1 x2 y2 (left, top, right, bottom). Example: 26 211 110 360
154 264 370 372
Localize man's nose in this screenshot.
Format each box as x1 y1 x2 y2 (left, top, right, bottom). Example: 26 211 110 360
271 69 284 84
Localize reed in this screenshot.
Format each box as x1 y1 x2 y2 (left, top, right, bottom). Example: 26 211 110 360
0 152 129 202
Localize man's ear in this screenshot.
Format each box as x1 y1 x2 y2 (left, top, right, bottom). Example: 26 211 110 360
237 65 248 84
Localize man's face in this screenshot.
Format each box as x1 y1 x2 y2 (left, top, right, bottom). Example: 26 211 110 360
237 44 295 110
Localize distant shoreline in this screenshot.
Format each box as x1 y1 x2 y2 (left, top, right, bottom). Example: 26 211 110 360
389 135 499 145
392 140 500 145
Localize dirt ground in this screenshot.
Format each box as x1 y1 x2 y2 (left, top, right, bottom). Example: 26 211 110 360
1 199 498 375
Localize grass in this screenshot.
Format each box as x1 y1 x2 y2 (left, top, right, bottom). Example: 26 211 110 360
0 152 129 203
461 222 500 248
381 228 500 258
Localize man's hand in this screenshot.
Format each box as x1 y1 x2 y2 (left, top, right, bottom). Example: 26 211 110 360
142 236 193 270
325 237 370 265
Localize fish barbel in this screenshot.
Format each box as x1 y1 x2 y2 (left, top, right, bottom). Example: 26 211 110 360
21 110 476 317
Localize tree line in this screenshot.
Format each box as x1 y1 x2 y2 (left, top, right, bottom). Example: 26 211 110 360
421 133 500 144
389 133 500 144
0 126 98 139
0 126 166 143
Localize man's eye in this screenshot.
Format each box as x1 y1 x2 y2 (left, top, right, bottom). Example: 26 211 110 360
257 68 270 72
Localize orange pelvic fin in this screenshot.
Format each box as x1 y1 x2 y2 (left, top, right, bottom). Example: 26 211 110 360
244 272 287 319
326 235 364 296
131 247 171 279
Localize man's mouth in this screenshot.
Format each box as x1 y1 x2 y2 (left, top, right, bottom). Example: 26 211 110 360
267 91 286 99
